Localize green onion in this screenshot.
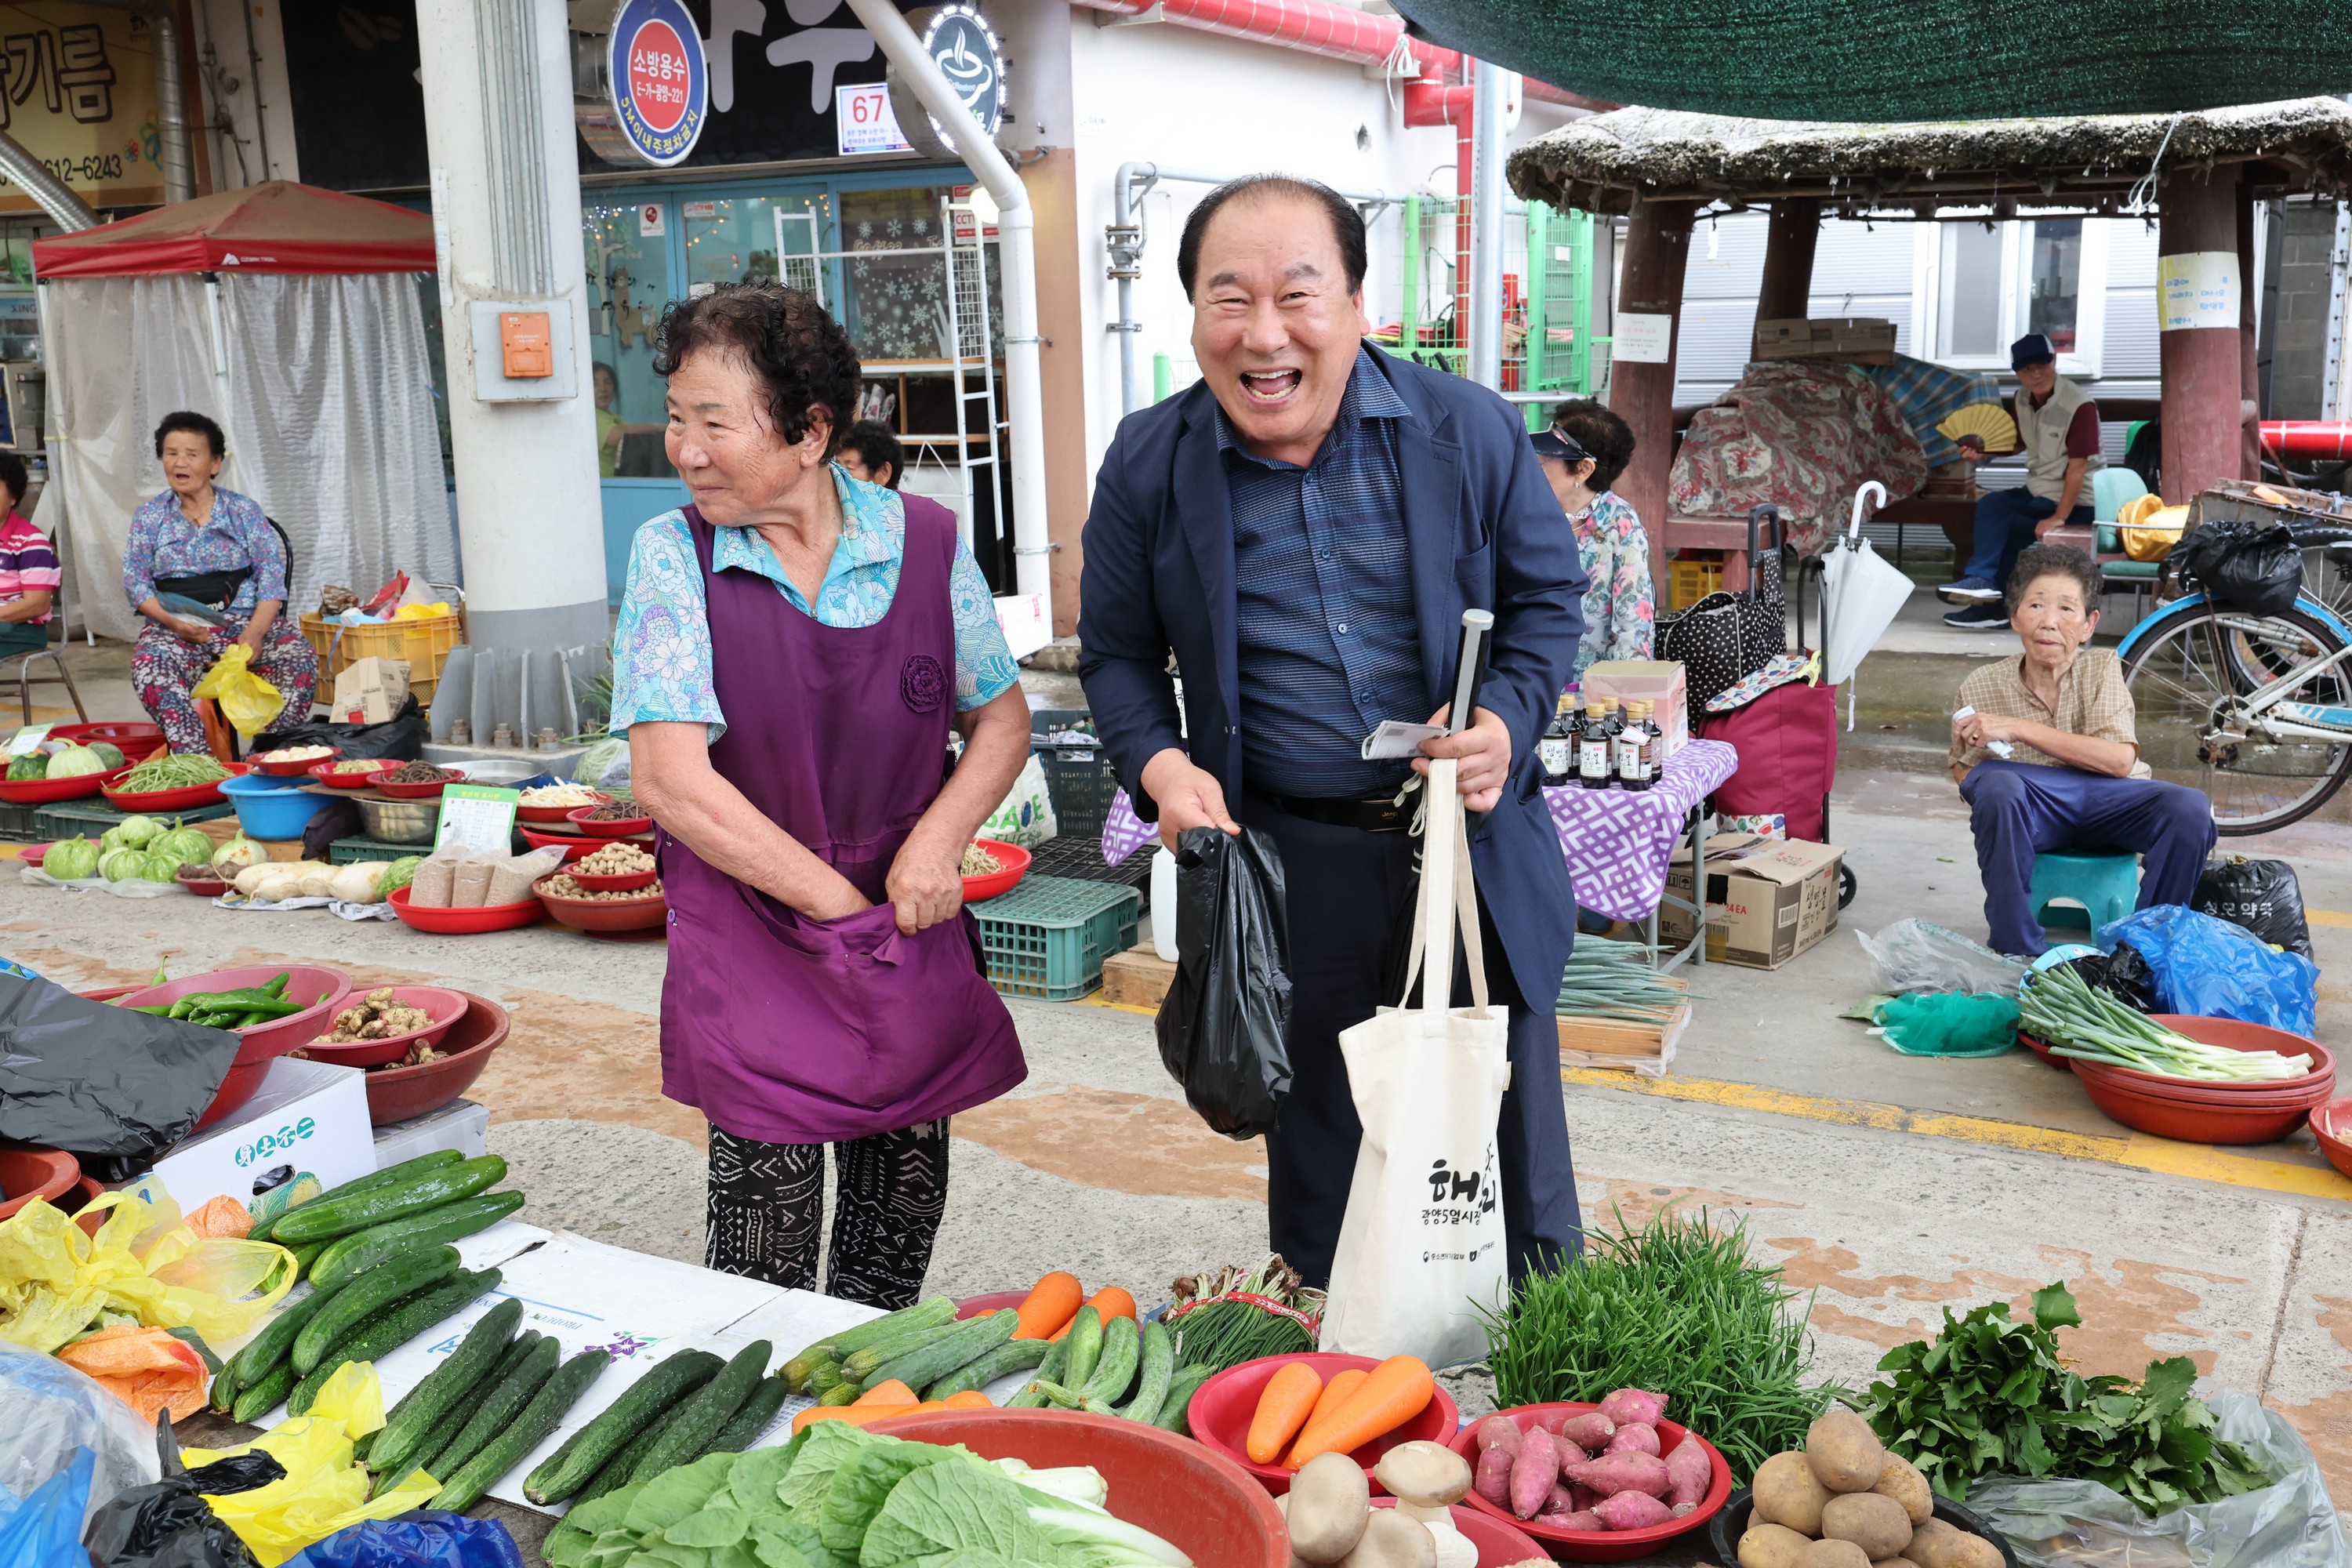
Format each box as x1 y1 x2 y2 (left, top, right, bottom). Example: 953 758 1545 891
1164 1255 1322 1373
2020 964 2312 1081
1555 935 1692 1022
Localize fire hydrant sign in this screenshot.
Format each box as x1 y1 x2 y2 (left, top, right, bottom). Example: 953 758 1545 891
607 0 709 168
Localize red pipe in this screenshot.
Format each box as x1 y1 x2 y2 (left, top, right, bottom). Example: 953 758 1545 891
2259 421 2352 462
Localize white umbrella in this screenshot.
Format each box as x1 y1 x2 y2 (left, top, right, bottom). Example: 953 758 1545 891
1820 481 1915 730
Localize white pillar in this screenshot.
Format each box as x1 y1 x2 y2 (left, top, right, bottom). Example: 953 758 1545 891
416 0 608 661
1467 58 1508 391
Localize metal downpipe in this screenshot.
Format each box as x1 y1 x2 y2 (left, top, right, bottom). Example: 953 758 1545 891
82 1 196 202
0 133 96 230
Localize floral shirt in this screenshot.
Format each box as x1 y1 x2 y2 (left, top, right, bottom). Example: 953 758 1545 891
122 486 285 617
610 464 1020 741
1568 488 1654 686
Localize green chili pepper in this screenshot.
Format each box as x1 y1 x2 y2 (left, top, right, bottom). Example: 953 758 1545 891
263 972 290 997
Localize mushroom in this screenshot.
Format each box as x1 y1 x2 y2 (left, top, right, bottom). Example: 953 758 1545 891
1336 1511 1436 1568
1287 1451 1372 1565
1373 1442 1473 1526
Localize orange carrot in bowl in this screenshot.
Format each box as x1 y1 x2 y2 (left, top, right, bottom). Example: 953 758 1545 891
1049 1287 1140 1339
1012 1272 1084 1340
942 1389 993 1409
1284 1356 1433 1468
854 1378 917 1408
1305 1367 1367 1432
793 1403 915 1433
1247 1361 1324 1463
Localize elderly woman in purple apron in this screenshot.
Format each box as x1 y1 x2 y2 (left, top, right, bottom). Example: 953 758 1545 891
613 284 1030 1307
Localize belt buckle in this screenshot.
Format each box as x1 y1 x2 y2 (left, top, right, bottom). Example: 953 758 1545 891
1363 797 1408 833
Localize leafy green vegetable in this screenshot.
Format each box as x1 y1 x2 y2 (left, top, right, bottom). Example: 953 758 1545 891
855 1461 1047 1567
775 1424 890 1516
1854 1280 2272 1515
818 1446 959 1556
626 1453 741 1537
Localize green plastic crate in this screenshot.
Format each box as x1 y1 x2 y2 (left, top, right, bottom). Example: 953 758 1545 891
34 797 233 842
976 874 1141 1001
0 801 39 841
329 834 433 866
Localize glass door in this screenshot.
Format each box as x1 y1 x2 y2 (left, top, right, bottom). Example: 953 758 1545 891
583 200 677 478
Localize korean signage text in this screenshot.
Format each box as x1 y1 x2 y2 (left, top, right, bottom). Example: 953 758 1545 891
608 0 709 168
0 2 162 214
836 82 912 156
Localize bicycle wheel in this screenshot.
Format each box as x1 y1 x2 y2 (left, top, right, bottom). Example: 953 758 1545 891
2296 539 2352 623
2122 601 2352 834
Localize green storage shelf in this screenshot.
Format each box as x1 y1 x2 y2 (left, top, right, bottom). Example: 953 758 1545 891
975 874 1141 1002
34 797 234 843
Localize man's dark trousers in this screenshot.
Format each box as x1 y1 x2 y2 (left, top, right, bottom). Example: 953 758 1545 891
1964 490 2091 590
1958 758 2216 956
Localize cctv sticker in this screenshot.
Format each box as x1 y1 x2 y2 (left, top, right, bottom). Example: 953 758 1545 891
237 1115 319 1168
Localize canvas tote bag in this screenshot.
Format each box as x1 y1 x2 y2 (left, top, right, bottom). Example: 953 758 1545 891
1318 758 1513 1367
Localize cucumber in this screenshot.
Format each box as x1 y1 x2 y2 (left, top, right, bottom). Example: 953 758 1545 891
1059 1306 1105 1393
572 1420 667 1508
252 1152 463 1243
841 1319 966 1381
223 1276 344 1390
232 1361 295 1424
706 1375 791 1454
289 1269 502 1415
310 1191 527 1290
209 1364 240 1414
625 1340 770 1485
368 1297 522 1476
1005 1332 1071 1409
289 1240 327 1279
292 1246 463 1373
924 1336 1048 1401
1077 1315 1139 1406
273 1155 507 1246
521 1348 721 1504
375 1334 544 1497
1118 1319 1174 1423
373 1392 478 1499
816 1381 860 1406
1152 1364 1216 1436
805 1358 845 1396
436 1348 612 1513
862 1311 1017 1395
429 1332 560 1483
797 1297 956 1363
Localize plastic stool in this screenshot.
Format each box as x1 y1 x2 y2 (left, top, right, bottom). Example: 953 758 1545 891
2030 850 2141 931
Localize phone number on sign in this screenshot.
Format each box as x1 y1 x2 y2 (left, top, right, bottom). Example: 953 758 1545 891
39 152 123 184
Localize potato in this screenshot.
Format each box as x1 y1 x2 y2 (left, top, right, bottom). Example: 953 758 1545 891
1738 1523 1813 1568
1940 1537 2002 1568
1820 1493 1912 1560
1872 1455 1934 1526
1802 1543 1872 1568
1753 1450 1833 1535
1806 1410 1888 1493
1871 1560 1923 1568
1904 1519 1968 1568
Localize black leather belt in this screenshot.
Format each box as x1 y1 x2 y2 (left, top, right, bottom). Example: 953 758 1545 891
1272 792 1413 833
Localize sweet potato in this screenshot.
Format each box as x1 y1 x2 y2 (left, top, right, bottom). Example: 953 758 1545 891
1552 1436 1588 1470
1663 1433 1711 1508
1553 1510 1604 1532
1564 1450 1670 1500
1598 1388 1667 1426
1806 1410 1887 1493
1738 1523 1812 1568
1821 1493 1912 1560
1474 1414 1523 1454
1593 1490 1674 1530
1511 1426 1559 1519
1752 1451 1832 1535
1872 1454 1933 1525
1558 1410 1616 1450
1570 1483 1602 1513
1541 1483 1573 1515
1529 1408 1574 1436
1605 1423 1660 1457
1473 1442 1514 1507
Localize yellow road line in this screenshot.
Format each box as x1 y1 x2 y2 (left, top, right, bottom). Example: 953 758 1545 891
1562 1067 2352 1202
1080 992 1157 1016
2306 907 2352 929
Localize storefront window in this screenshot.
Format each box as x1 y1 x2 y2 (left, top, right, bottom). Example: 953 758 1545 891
1940 223 2005 360
584 201 676 477
2027 220 2082 354
683 194 827 296
839 185 964 362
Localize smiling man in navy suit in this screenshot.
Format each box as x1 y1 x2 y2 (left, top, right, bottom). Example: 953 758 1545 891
1076 174 1588 1287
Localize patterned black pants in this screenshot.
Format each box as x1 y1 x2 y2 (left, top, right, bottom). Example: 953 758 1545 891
703 1120 952 1308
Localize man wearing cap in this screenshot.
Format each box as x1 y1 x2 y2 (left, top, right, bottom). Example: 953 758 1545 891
1940 333 2102 630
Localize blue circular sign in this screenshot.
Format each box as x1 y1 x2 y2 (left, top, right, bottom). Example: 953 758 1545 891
608 0 708 168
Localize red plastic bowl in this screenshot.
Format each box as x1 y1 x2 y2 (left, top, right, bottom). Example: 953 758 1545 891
535 876 666 935
308 758 397 789
868 1409 1285 1568
1370 1498 1548 1566
298 985 471 1068
1189 1353 1461 1497
55 1174 107 1238
376 773 456 800
53 721 165 762
0 764 131 806
389 886 546 934
518 791 609 823
103 760 249 812
118 963 353 1058
568 864 657 893
1444 1402 1733 1562
361 990 509 1125
2080 1015 2334 1093
2314 1101 2352 1181
568 804 654 837
955 1290 1034 1319
0 1144 80 1220
2016 1031 2074 1071
2074 1074 2321 1144
252 747 338 777
17 842 45 868
520 824 654 861
175 864 231 898
963 838 1032 905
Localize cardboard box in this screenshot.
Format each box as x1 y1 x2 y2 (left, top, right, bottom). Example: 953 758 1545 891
332 655 410 724
1581 659 1688 761
1753 317 1898 366
372 1097 489 1167
1661 832 1846 969
112 1056 374 1216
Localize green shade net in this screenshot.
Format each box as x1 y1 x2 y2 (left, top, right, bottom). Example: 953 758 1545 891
1388 0 2352 122
1875 991 2021 1058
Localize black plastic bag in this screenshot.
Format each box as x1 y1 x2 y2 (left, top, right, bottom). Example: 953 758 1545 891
2173 518 2301 617
302 797 365 860
1156 826 1294 1139
84 1421 282 1568
2056 949 2160 1014
2194 855 2314 957
0 975 239 1181
260 695 426 762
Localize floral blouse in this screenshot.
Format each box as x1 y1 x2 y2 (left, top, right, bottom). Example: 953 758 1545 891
1569 488 1654 686
122 486 286 618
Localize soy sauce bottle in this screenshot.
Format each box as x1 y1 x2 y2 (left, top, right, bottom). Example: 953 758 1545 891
1577 700 1614 789
1538 694 1579 787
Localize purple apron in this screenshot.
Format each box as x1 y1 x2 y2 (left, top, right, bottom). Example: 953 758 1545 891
657 497 1025 1145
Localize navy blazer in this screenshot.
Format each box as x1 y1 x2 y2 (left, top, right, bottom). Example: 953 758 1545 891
1076 343 1588 1010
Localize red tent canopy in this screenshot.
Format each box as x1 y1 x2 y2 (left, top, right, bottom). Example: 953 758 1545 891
31 180 434 278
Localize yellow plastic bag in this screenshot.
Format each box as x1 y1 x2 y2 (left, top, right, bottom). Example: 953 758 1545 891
0 1189 292 1352
185 1362 434 1566
2120 503 2191 562
191 642 287 737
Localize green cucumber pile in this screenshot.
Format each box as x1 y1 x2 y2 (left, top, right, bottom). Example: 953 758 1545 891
524 1338 791 1506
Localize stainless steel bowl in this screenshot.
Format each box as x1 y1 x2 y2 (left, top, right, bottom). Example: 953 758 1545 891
353 793 441 844
448 759 537 786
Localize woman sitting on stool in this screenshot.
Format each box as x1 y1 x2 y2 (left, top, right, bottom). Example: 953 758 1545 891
1948 543 2214 956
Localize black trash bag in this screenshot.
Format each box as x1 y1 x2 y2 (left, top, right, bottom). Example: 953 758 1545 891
2194 854 2314 957
2173 518 2301 618
2055 949 2159 1014
302 797 365 861
0 975 239 1181
1156 826 1294 1140
84 1420 283 1568
260 695 426 763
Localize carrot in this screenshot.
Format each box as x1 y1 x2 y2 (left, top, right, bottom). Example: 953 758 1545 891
1012 1272 1084 1340
1305 1367 1367 1432
1246 1361 1324 1464
1049 1287 1139 1340
854 1378 918 1408
1284 1356 1433 1468
942 1389 993 1410
793 1403 915 1433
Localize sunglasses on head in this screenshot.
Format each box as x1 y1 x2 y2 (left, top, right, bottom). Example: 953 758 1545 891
1548 425 1591 464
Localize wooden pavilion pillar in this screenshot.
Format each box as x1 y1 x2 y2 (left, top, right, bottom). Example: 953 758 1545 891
1755 198 1823 332
2158 167 2245 503
2237 183 2262 479
1609 198 1697 586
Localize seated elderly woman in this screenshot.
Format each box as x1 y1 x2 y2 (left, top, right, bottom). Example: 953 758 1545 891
124 412 318 753
1948 543 2216 956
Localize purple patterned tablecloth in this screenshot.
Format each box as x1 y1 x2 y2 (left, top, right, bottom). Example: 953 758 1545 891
1101 739 1739 924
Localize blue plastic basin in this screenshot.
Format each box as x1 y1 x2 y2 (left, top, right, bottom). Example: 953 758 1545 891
220 774 332 841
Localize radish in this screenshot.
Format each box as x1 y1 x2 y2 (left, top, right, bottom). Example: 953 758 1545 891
1552 1509 1604 1531
1565 1450 1671 1500
1558 1411 1615 1450
1604 1423 1659 1457
1593 1490 1675 1530
1472 1443 1513 1508
1509 1426 1559 1519
1473 1414 1522 1454
1598 1387 1668 1426
1663 1432 1711 1508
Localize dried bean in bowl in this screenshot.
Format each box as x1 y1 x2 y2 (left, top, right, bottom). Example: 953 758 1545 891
543 873 660 902
575 843 654 877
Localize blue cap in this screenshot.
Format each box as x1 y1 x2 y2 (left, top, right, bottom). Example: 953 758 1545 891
1530 425 1590 463
2011 333 2056 369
